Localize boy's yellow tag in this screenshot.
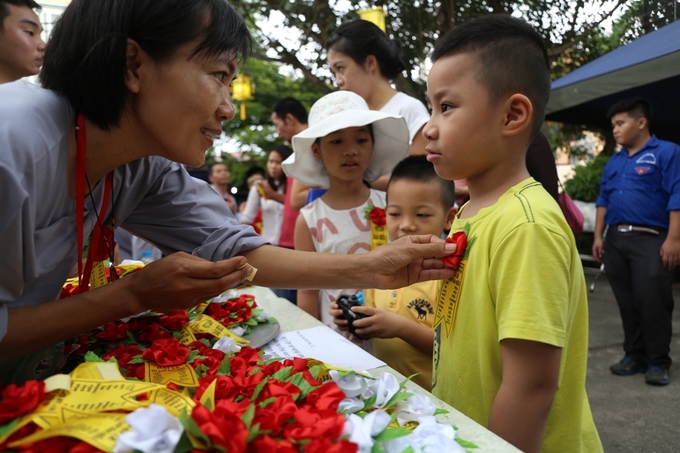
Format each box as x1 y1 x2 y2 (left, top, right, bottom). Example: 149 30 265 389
434 261 466 339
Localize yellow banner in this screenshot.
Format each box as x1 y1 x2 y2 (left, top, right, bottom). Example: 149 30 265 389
149 387 195 417
177 326 198 345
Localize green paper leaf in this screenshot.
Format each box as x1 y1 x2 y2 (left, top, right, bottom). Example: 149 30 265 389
84 350 105 363
0 417 21 438
271 366 293 381
434 408 449 416
127 354 146 365
374 426 413 442
241 403 256 428
250 376 270 401
217 356 231 376
455 438 479 449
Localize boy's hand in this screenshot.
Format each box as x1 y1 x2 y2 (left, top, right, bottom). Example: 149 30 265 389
329 301 349 331
350 307 404 339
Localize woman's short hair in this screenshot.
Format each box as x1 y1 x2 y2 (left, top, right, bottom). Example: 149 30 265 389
41 0 252 131
326 20 405 80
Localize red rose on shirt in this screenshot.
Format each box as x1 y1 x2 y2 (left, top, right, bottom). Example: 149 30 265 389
443 231 468 268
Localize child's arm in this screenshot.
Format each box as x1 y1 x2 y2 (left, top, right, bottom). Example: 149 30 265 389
293 213 320 319
348 306 433 354
488 338 561 453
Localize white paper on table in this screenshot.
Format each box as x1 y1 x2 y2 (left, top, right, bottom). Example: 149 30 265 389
262 325 386 371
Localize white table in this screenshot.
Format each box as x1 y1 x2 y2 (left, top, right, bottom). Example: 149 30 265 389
238 286 521 452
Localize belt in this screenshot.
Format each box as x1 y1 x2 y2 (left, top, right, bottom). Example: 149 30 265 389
616 224 663 235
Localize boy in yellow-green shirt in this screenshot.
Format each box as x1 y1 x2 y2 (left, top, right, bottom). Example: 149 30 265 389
330 155 456 390
424 15 602 453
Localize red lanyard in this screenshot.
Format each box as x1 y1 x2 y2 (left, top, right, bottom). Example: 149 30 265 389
75 113 114 293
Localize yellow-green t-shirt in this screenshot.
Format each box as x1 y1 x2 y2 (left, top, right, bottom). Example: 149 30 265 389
364 280 438 390
432 178 602 452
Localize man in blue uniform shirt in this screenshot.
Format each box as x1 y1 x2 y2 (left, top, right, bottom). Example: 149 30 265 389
592 97 680 386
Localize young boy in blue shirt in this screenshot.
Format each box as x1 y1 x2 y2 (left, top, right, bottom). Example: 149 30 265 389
330 155 456 389
424 15 602 452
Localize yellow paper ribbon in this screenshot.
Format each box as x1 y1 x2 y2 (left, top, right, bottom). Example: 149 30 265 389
144 362 199 388
188 314 249 345
433 261 466 339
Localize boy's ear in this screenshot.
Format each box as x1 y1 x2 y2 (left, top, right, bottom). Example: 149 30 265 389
501 94 533 137
444 206 457 231
125 39 145 94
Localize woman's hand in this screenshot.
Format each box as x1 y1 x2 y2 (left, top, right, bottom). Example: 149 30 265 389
123 252 254 313
367 235 457 289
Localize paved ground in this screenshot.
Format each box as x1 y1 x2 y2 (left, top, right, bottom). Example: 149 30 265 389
584 269 680 452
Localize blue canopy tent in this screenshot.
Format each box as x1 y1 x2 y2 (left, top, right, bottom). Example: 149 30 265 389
545 20 680 143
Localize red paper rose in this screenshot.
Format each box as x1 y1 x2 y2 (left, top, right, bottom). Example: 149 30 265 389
304 437 359 453
136 323 173 344
369 207 386 227
94 321 130 341
282 408 345 441
302 382 346 412
157 309 189 331
0 380 46 424
142 338 190 367
443 231 468 268
191 404 248 453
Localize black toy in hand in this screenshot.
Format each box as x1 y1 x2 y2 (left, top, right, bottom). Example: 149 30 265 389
336 294 368 339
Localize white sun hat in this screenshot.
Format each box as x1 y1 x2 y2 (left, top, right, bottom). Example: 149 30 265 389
282 91 410 188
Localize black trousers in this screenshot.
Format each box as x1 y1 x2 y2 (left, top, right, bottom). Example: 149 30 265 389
604 228 675 368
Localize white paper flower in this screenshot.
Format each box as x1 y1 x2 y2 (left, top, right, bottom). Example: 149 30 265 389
210 289 240 303
254 309 271 321
383 415 463 453
342 410 391 453
338 396 364 414
228 325 246 337
362 372 400 408
113 404 183 453
212 337 241 354
393 391 437 426
329 370 368 398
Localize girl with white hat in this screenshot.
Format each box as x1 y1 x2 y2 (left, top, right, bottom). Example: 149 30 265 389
283 91 410 338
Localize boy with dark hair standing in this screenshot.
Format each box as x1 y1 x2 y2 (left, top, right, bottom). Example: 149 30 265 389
331 155 456 389
0 0 44 83
425 15 602 452
593 97 680 386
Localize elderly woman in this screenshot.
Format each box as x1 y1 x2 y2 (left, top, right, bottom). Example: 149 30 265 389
0 0 455 383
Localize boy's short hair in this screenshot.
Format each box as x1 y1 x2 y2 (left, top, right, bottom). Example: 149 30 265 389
272 97 308 125
40 0 252 131
606 97 652 125
0 0 41 30
387 155 456 211
245 165 265 180
431 14 551 139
